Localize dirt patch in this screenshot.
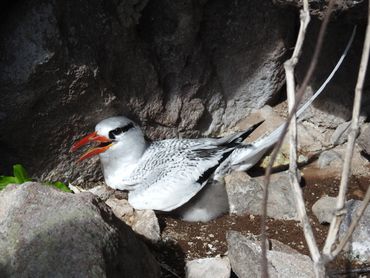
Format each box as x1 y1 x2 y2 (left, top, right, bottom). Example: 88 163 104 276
155 167 370 277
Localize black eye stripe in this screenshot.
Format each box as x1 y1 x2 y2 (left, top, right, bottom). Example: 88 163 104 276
120 122 134 133
109 123 134 139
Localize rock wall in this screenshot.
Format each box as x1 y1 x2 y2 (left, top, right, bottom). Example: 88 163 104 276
0 0 367 185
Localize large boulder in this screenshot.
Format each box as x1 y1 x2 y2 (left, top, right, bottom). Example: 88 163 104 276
0 182 160 277
0 0 295 184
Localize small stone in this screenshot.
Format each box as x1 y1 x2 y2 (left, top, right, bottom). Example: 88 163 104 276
88 185 115 201
312 195 337 224
185 257 231 278
330 121 351 145
106 197 160 242
132 209 161 242
225 171 298 220
358 123 370 155
106 197 134 223
317 150 342 169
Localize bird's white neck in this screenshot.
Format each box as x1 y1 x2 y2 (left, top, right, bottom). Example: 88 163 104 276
99 135 148 190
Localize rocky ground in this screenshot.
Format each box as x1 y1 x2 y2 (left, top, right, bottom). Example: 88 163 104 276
157 167 370 277
95 124 370 278
1 119 370 277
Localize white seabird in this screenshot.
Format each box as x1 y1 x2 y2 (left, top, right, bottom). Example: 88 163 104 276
71 116 263 220
70 85 326 222
70 30 355 221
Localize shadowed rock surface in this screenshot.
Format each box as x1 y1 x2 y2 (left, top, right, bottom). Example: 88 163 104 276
0 182 160 278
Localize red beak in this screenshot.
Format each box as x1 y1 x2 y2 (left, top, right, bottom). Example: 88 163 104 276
70 131 113 162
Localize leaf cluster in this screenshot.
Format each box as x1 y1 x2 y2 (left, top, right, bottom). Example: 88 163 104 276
0 164 71 192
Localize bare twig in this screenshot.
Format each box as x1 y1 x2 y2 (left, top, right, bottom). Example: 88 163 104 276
284 1 324 276
323 2 370 259
260 1 335 276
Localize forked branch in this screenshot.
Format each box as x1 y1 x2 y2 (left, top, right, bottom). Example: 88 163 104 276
261 1 335 277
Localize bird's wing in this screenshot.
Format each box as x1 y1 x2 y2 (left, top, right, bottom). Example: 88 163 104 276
128 140 233 211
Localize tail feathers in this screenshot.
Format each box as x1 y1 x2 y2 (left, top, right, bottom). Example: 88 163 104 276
227 120 264 146
230 125 284 171
218 27 356 175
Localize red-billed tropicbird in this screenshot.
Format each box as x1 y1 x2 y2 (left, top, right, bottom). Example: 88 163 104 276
71 30 354 221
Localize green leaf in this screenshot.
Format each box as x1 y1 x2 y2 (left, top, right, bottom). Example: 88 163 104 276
0 176 18 190
50 181 72 193
13 164 31 184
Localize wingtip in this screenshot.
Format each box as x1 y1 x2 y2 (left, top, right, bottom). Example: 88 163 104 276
251 119 264 130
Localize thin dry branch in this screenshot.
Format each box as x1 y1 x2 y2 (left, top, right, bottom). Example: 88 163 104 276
323 2 370 259
260 1 335 277
284 1 323 276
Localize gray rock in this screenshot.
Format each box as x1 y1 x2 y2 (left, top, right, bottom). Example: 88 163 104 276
225 172 262 216
312 195 337 224
330 121 351 145
106 197 160 242
317 150 342 169
88 185 115 201
185 257 231 278
225 171 298 220
331 117 366 146
227 231 314 278
106 197 135 222
315 145 369 175
0 182 160 277
132 210 161 242
358 123 370 155
339 199 370 262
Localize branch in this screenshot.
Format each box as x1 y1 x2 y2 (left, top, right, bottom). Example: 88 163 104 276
285 1 323 276
260 1 335 277
323 1 370 259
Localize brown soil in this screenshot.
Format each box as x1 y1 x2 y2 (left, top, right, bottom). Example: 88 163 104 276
153 167 370 277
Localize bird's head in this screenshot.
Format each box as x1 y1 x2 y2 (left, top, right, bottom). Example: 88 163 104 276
70 116 143 162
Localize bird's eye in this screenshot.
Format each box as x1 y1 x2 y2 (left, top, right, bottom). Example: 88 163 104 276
112 128 122 135
108 123 134 139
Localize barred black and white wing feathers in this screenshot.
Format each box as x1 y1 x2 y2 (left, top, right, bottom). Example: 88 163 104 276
127 140 232 211
128 121 263 211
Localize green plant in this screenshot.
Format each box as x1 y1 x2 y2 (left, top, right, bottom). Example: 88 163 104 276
45 181 71 193
0 164 71 192
0 164 31 190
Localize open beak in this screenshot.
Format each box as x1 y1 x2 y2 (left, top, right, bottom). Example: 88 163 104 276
70 131 113 162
